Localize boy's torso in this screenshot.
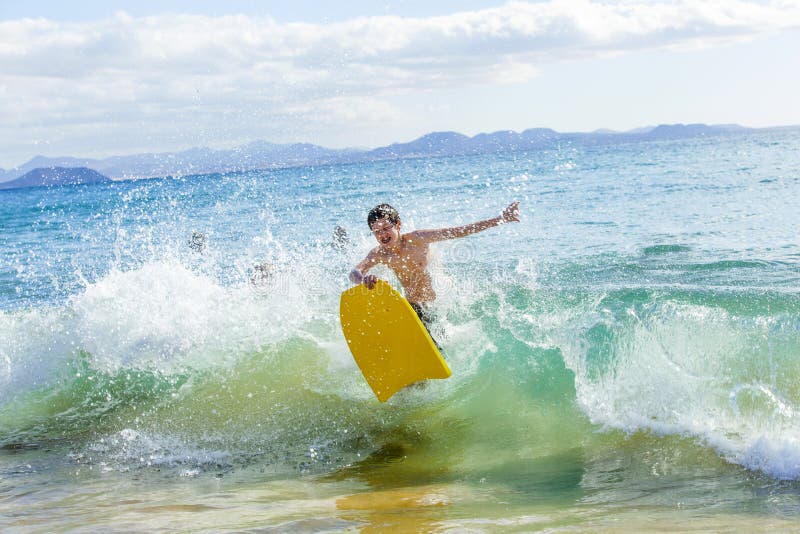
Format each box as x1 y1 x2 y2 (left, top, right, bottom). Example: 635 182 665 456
375 233 436 305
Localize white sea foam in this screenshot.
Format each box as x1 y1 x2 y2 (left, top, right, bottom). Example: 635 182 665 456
564 298 800 480
0 258 348 404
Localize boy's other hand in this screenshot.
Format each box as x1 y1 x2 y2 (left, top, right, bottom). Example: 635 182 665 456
363 274 378 289
502 201 520 223
349 268 364 285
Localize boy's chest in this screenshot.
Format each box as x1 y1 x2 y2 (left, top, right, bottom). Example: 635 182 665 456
380 243 428 273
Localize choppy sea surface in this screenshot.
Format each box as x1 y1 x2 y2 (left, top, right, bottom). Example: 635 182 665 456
1 129 800 531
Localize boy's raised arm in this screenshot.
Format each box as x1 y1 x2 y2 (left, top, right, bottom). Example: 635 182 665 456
415 201 520 242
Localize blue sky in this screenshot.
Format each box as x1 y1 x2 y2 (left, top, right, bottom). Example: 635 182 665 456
1 0 799 168
1 1 509 22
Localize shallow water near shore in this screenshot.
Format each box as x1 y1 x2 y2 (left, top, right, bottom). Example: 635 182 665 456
2 129 800 531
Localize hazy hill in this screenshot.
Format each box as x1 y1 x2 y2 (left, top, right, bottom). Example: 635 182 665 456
0 167 111 190
0 123 767 184
368 131 473 158
0 143 359 182
368 128 564 158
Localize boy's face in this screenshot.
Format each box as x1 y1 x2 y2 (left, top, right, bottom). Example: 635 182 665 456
370 217 400 247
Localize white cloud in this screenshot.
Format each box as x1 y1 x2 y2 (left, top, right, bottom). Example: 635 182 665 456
0 1 799 166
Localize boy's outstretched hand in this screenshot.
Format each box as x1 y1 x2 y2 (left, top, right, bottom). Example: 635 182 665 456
501 201 520 223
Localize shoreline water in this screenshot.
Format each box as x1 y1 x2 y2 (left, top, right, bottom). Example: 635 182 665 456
4 430 800 531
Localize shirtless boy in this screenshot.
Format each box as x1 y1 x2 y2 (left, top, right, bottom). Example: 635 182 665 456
349 201 521 339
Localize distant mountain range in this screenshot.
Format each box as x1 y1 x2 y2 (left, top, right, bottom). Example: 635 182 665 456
0 167 111 190
0 123 785 185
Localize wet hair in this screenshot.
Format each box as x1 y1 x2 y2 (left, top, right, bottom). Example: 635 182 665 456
367 204 400 229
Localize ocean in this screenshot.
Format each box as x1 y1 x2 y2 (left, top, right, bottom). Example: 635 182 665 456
1 129 799 531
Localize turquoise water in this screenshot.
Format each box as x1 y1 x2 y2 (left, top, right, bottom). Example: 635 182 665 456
2 130 800 531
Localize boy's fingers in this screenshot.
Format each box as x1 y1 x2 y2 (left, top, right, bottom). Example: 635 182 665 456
503 201 520 222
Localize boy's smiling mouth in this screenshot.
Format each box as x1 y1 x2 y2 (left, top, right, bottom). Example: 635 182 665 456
371 218 398 246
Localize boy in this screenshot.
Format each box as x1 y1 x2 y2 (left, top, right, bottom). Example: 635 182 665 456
349 201 520 342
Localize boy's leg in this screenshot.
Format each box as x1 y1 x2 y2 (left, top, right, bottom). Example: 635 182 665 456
409 303 443 351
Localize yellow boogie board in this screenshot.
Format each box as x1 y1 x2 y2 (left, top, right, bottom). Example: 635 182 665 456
340 280 451 402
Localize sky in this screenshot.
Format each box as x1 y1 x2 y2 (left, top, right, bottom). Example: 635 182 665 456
1 0 799 169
